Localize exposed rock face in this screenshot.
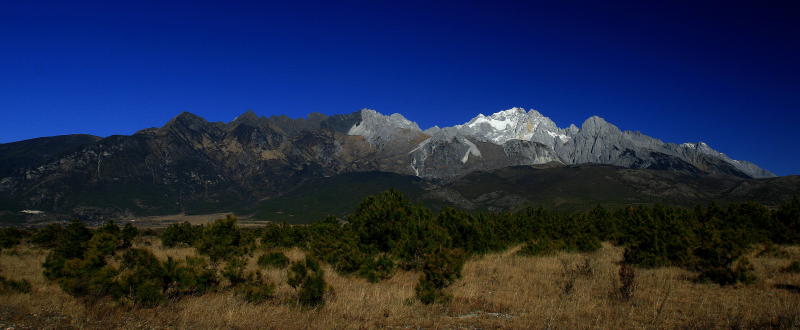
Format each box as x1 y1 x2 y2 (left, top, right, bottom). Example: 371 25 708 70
387 108 774 179
553 116 773 178
0 107 776 219
347 109 422 147
0 111 377 219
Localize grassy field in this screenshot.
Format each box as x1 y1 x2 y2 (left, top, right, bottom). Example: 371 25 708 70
1 237 799 329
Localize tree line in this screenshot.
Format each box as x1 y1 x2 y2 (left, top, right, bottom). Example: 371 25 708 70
1 190 798 307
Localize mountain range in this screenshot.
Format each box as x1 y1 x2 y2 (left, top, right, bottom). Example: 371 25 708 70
0 108 792 223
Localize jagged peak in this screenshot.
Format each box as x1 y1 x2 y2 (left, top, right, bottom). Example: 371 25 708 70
357 108 421 131
232 110 259 123
526 108 546 118
475 107 527 121
480 107 547 119
566 124 579 134
174 111 206 121
492 107 526 116
580 115 611 129
307 112 328 120
583 115 607 124
459 107 563 145
424 125 441 135
163 112 208 128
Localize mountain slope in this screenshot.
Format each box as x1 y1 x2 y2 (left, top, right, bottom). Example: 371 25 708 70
250 171 434 223
239 166 799 223
0 108 784 221
0 134 101 177
394 108 775 179
440 165 796 212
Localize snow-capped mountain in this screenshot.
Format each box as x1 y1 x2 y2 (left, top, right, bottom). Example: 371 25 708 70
457 107 570 147
345 107 775 179
0 106 776 220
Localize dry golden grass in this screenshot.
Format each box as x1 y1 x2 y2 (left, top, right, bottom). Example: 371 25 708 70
1 241 799 329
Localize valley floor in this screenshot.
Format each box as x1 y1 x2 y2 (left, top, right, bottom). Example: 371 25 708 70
1 239 799 329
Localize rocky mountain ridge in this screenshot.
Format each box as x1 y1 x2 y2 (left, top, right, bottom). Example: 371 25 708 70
349 107 774 179
0 107 778 220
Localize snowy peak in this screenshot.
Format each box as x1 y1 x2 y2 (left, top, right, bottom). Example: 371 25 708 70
342 107 771 179
459 107 566 146
464 107 527 131
400 107 774 179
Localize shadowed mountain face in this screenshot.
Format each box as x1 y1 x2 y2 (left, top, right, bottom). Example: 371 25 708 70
0 108 785 221
250 166 800 223
0 134 101 178
437 165 798 212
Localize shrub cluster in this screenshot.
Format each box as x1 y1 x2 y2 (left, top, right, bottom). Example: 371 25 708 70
358 254 396 283
784 260 800 273
30 191 800 307
288 257 329 307
257 252 290 269
414 248 466 304
163 256 218 295
36 215 312 307
0 275 32 294
235 271 276 304
249 191 800 296
615 202 792 285
0 227 27 250
40 217 256 306
161 221 200 247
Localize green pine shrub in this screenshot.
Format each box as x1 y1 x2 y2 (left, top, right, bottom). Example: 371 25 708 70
358 254 396 283
347 189 452 271
30 224 63 248
0 227 26 249
696 258 757 286
222 257 247 286
161 221 200 248
693 225 756 285
260 223 307 249
235 271 276 304
517 239 567 256
164 256 219 296
309 229 367 274
117 248 166 307
619 206 697 268
257 252 290 269
55 220 92 260
96 220 120 236
141 228 158 237
773 196 800 244
288 257 328 307
41 220 123 300
87 232 121 257
0 275 32 294
196 215 251 261
414 248 466 304
783 260 800 273
120 223 139 248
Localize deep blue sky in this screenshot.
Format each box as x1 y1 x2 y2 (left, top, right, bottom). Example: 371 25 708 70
1 1 798 175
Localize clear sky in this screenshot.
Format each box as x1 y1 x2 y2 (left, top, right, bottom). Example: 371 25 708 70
1 1 798 175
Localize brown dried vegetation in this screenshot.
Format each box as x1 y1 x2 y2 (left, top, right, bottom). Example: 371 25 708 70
2 239 799 329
